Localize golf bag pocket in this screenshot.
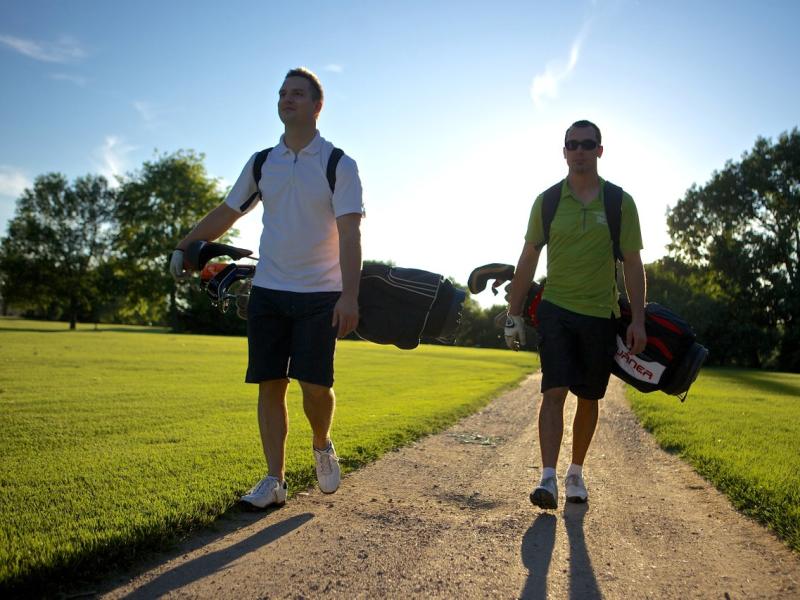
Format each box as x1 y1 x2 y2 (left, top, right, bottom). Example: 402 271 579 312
612 335 667 392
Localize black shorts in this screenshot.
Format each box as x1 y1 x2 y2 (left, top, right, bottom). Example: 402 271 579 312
536 300 617 400
245 286 340 388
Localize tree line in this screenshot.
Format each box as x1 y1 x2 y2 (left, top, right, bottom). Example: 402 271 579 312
1 130 798 371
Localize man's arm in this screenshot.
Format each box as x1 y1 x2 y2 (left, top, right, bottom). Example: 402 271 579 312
332 213 362 338
177 203 242 252
622 250 647 354
508 242 542 316
170 203 242 280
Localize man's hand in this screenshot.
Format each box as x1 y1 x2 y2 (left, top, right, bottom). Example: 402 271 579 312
332 293 359 338
169 250 191 281
504 313 526 350
626 321 647 355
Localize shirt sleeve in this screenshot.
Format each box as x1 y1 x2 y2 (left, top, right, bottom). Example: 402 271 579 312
331 154 365 218
224 152 261 215
524 194 545 245
620 192 643 253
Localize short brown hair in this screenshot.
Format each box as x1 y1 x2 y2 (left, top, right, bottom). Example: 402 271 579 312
285 67 324 103
565 120 602 145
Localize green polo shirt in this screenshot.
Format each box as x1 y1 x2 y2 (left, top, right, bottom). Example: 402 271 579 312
524 178 643 318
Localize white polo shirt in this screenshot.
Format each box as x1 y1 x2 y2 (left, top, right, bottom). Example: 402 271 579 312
225 131 365 292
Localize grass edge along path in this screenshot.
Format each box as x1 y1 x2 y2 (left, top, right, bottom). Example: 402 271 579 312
626 367 800 553
0 318 537 594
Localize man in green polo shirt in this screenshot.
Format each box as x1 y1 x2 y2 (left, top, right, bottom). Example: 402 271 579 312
506 119 647 509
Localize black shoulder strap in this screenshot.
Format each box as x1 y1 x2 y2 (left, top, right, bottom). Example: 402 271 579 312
239 147 272 213
327 147 344 193
602 181 624 262
537 180 563 250
242 146 342 212
253 147 272 186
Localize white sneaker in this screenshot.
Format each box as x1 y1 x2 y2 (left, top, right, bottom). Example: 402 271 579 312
240 475 287 509
565 473 588 503
314 441 341 494
530 475 558 509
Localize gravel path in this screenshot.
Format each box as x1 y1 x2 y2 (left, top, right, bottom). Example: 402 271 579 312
97 375 799 599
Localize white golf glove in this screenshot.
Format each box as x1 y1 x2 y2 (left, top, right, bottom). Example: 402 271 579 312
169 249 190 281
504 313 526 350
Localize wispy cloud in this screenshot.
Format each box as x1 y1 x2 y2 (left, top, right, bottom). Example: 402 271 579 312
92 136 136 185
324 63 343 73
50 72 88 86
530 27 588 109
132 100 160 129
0 166 30 197
0 33 87 63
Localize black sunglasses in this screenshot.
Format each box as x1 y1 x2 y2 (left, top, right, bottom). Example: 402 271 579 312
565 139 599 151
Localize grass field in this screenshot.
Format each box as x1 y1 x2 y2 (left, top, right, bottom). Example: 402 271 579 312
0 317 537 593
627 367 800 552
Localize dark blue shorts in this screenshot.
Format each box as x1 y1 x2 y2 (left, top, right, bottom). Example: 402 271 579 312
245 286 340 388
535 300 617 400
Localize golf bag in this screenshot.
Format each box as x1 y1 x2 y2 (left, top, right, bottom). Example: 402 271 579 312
185 241 466 350
468 262 708 400
612 298 708 398
357 263 466 349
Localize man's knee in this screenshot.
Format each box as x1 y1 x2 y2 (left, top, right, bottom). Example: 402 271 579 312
259 378 289 401
299 380 333 403
542 386 569 405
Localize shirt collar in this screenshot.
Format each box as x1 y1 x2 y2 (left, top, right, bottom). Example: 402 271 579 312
562 177 606 203
276 130 322 155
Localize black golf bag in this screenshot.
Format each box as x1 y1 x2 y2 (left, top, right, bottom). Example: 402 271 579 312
612 298 708 398
184 241 466 350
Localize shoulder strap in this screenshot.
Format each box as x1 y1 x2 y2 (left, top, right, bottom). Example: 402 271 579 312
602 181 624 262
326 147 344 193
252 147 272 186
537 180 563 250
245 146 342 209
239 147 272 213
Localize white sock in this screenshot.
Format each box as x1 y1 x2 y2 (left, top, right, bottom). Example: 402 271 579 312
542 467 557 481
566 463 583 478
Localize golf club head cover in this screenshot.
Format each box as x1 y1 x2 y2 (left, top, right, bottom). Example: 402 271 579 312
467 263 516 294
185 240 253 271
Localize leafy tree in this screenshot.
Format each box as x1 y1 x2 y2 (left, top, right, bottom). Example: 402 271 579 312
667 129 800 370
645 257 779 367
115 150 229 327
0 173 116 328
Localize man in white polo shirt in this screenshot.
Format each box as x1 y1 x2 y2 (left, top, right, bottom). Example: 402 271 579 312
170 67 365 508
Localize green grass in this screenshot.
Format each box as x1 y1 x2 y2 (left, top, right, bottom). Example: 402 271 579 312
0 317 537 592
627 367 800 552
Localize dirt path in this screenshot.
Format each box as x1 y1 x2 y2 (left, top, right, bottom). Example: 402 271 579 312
97 375 799 599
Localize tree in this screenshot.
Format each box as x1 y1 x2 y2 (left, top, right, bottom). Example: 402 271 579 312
0 173 116 329
667 128 800 370
115 150 229 327
644 257 778 367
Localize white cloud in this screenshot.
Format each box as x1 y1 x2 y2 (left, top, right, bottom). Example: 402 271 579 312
92 136 136 185
324 63 343 73
530 30 586 108
50 72 88 86
0 34 87 63
0 166 30 197
133 100 159 128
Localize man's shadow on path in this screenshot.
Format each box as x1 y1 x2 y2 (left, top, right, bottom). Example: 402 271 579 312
520 503 601 600
119 511 314 599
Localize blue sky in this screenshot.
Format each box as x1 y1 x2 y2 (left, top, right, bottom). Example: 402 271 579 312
1 0 798 306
